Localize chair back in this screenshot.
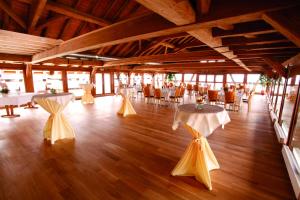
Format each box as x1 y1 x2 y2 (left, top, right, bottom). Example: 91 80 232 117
225 91 235 103
179 87 185 97
144 86 150 97
187 84 193 91
175 87 181 97
208 90 218 101
193 85 199 92
154 89 161 99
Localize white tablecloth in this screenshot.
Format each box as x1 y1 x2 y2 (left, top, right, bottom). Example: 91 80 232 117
172 104 231 137
32 93 75 144
32 93 74 105
0 93 35 107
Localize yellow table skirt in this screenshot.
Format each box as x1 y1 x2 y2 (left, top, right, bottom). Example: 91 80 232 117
81 90 94 104
172 124 219 190
117 94 136 117
35 98 75 144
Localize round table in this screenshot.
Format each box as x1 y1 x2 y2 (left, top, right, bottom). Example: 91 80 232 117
32 93 75 144
80 84 94 104
172 104 231 190
117 88 137 117
0 92 36 118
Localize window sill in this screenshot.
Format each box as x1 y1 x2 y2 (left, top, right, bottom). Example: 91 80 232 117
282 145 300 198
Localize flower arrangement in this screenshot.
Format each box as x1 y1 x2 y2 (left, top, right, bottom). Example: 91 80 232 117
50 88 57 94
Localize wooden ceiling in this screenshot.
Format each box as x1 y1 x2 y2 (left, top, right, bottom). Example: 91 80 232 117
0 0 299 75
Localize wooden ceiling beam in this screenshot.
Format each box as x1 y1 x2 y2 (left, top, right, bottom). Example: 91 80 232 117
0 53 32 62
263 56 287 77
0 0 27 29
262 7 300 47
222 34 288 46
32 0 299 63
104 51 225 67
283 53 300 67
135 0 196 25
196 0 211 15
28 0 47 31
212 21 276 38
45 1 111 27
35 15 68 32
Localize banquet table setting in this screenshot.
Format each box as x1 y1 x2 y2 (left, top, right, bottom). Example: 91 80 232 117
0 92 36 118
172 103 231 190
117 87 137 117
32 93 76 144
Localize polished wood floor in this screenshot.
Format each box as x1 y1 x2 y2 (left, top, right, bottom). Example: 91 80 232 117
0 95 295 200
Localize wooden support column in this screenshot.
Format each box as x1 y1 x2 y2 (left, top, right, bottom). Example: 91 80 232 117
141 73 144 85
196 74 199 85
181 73 184 83
24 64 34 92
128 72 131 86
223 74 227 87
111 72 114 94
102 73 105 95
243 73 248 85
291 75 296 86
61 70 68 93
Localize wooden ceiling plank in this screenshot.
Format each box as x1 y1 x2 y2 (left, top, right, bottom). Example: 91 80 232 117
45 0 111 26
35 15 68 32
135 0 196 25
197 0 211 15
283 53 300 67
28 0 47 31
0 0 27 29
263 9 300 47
32 0 299 63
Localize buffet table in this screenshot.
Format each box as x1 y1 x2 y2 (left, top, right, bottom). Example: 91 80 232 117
32 93 75 144
172 104 230 190
118 88 136 117
0 92 35 118
80 84 94 104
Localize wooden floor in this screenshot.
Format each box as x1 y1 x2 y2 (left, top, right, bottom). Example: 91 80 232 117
0 95 295 200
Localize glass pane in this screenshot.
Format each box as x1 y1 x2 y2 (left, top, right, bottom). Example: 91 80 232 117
291 87 300 149
184 74 196 85
199 75 206 82
120 73 128 85
104 73 111 94
144 73 153 85
0 70 25 92
67 71 90 97
33 70 48 92
207 75 214 82
247 74 260 92
215 75 223 82
95 73 103 94
273 79 281 110
215 83 223 90
174 74 182 86
47 71 63 92
154 73 164 88
281 78 297 134
227 74 233 83
231 74 244 83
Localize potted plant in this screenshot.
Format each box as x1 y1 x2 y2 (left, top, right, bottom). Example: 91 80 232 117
166 73 175 83
0 87 9 94
259 74 272 95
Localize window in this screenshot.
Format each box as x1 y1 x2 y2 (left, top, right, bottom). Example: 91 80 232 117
199 75 206 82
273 78 281 113
104 73 111 94
130 73 142 87
275 77 285 117
215 75 223 90
247 74 261 93
47 71 63 92
174 74 182 86
231 74 244 83
67 71 90 97
184 74 196 85
281 77 297 135
95 73 103 94
154 73 164 88
144 73 153 85
0 70 25 92
119 73 128 85
207 75 214 89
32 70 48 92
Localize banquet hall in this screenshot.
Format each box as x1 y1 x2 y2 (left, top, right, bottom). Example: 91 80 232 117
0 0 300 199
